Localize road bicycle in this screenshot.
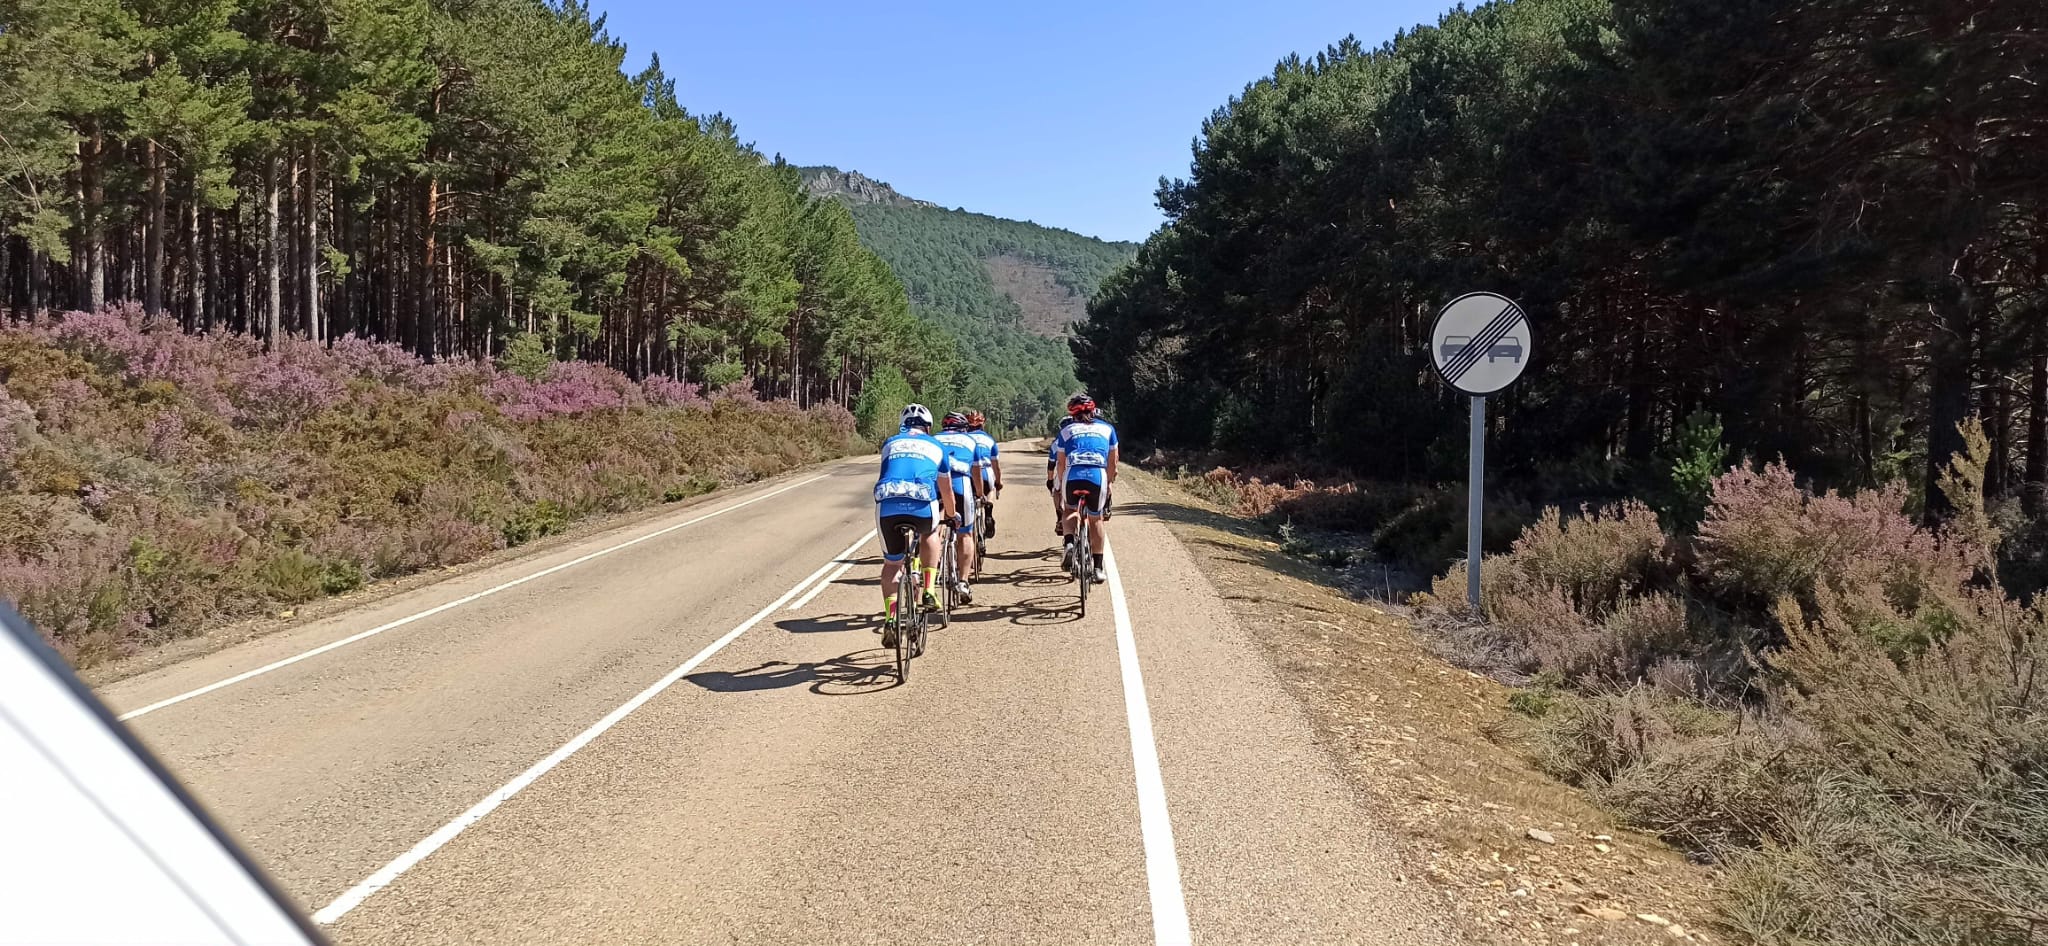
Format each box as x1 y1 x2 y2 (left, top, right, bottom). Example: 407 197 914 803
1064 485 1096 617
893 526 928 682
938 518 958 629
974 494 995 568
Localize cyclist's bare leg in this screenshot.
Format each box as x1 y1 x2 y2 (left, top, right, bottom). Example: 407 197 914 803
917 529 944 595
955 530 977 582
880 559 903 611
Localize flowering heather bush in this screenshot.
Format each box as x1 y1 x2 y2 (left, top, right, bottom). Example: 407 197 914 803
640 374 708 409
0 307 863 666
1428 502 1687 681
324 334 431 387
1415 428 2048 943
1697 461 1969 622
487 358 645 420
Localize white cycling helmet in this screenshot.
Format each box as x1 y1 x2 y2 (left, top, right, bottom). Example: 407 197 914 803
900 403 934 429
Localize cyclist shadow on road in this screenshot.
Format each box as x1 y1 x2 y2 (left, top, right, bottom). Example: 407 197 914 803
944 594 1082 627
684 651 902 695
775 613 873 634
981 547 1059 563
972 563 1071 589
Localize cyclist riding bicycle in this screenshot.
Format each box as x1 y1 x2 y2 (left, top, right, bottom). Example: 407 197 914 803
932 411 988 603
965 411 1002 541
1049 412 1113 543
1053 393 1118 584
1048 415 1075 538
875 404 962 647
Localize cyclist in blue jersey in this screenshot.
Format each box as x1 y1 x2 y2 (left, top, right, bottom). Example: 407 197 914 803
1047 415 1076 538
875 404 962 647
932 411 988 602
1053 393 1119 583
965 411 1002 542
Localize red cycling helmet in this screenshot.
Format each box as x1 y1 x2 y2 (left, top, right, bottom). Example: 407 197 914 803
1066 394 1095 417
964 410 987 430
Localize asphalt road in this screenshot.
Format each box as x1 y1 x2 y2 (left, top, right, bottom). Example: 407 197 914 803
99 446 1452 945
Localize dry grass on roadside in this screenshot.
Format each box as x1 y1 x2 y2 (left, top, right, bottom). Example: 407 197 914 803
1125 467 1720 946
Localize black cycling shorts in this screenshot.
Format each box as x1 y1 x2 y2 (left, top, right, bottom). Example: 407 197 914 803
1063 478 1108 517
878 513 936 561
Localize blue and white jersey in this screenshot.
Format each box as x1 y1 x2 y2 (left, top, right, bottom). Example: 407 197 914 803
1055 419 1118 486
931 430 983 495
967 430 999 486
876 428 962 518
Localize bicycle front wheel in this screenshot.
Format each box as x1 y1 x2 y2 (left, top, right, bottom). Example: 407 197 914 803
939 539 955 628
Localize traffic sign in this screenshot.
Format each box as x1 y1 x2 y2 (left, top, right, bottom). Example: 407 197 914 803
1429 292 1532 396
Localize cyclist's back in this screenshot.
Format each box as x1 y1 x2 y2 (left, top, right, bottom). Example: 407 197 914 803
874 404 961 646
1056 417 1117 489
877 427 949 519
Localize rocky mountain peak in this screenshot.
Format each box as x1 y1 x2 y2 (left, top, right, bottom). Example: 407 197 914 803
798 166 938 209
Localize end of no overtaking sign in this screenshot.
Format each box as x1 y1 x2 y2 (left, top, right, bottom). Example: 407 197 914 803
1429 290 1532 615
1429 292 1532 397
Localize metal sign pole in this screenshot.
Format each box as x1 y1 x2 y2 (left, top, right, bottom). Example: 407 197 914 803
1468 396 1484 614
1426 290 1529 620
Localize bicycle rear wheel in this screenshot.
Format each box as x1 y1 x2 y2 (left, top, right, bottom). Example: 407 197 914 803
896 533 917 681
982 499 995 551
1075 517 1090 617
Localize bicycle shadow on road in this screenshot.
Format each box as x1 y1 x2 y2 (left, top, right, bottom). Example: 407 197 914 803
944 594 1082 627
684 651 901 696
972 563 1071 590
775 613 873 634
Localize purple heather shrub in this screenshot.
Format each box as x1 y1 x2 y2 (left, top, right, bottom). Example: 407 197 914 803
641 374 709 409
234 347 347 425
0 390 35 466
325 334 427 387
0 308 860 666
39 379 95 428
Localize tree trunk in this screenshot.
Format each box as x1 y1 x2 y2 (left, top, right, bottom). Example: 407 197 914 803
263 154 282 348
28 250 45 323
304 147 322 343
189 201 207 332
2026 317 2047 514
1989 377 2011 499
145 141 166 316
1923 294 1976 525
1624 290 1652 462
80 130 107 312
416 174 438 360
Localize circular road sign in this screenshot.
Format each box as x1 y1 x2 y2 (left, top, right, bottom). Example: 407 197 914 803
1429 292 1532 396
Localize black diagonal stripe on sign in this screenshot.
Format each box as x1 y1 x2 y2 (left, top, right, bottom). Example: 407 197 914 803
1440 303 1517 381
1444 303 1524 385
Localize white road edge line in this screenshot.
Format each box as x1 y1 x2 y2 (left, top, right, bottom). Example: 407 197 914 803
786 558 858 611
119 474 833 721
1104 543 1193 946
312 527 878 926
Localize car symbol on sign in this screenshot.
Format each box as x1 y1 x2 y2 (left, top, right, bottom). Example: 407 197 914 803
1439 335 1524 364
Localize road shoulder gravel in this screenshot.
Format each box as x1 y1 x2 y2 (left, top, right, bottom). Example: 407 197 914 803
1115 468 1722 946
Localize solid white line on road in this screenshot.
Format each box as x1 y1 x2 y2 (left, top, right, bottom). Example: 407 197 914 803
119 474 833 721
787 558 859 611
1104 543 1193 946
312 528 877 926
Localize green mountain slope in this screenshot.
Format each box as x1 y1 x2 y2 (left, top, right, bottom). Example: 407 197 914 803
799 166 1137 431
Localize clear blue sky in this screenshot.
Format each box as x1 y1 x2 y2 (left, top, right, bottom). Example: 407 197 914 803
590 0 1458 244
